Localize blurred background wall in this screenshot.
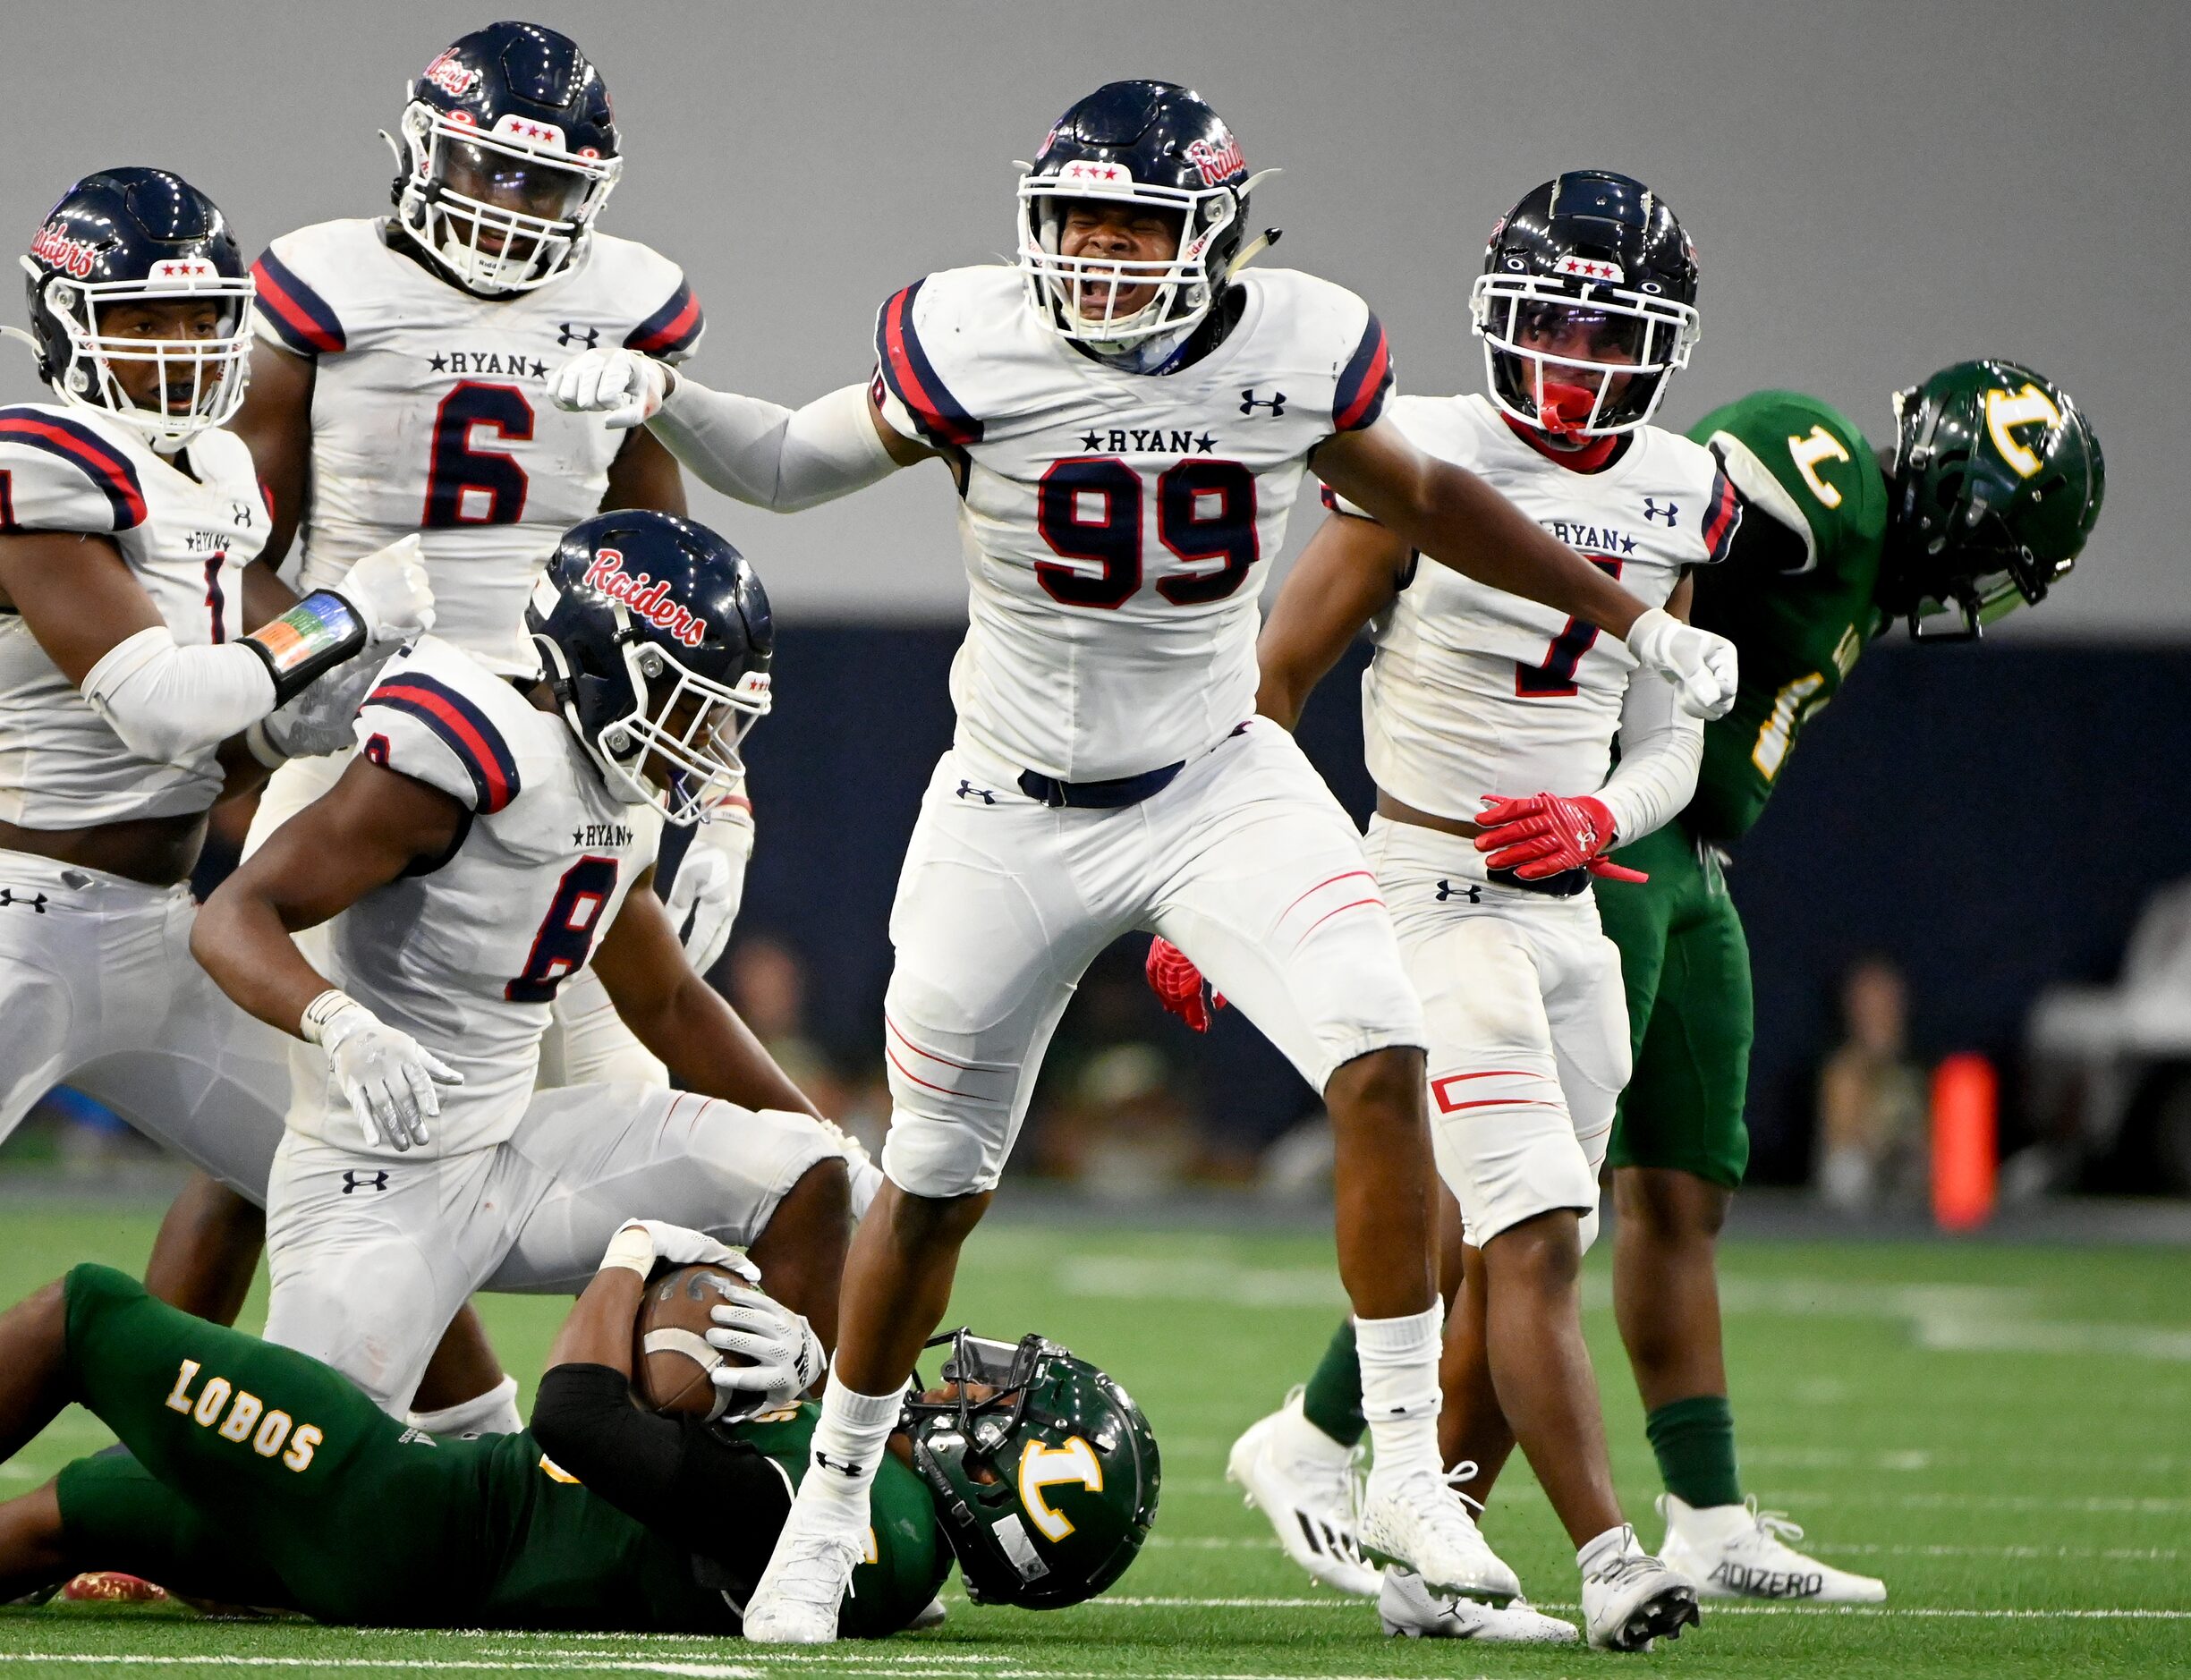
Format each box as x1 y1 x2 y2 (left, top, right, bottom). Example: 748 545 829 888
4 1 2184 1196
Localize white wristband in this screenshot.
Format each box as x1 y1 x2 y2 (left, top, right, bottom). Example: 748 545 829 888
599 1223 657 1277
299 988 359 1046
243 718 288 770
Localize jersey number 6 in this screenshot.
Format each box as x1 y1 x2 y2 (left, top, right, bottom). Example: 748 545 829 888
423 382 534 530
1036 457 1258 609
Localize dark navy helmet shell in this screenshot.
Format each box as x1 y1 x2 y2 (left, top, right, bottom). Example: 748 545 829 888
1018 80 1273 352
526 510 772 826
1470 170 1702 437
18 168 253 449
391 21 623 295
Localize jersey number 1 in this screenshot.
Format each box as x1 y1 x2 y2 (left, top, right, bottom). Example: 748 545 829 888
507 856 619 1004
1515 555 1623 697
424 382 533 530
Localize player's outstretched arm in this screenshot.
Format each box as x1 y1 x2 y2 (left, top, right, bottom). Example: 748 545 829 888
1255 508 1412 730
547 350 905 511
590 886 823 1119
1313 420 1738 718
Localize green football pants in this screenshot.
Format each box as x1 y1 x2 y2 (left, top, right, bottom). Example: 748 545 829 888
1597 824 1754 1188
53 1265 489 1624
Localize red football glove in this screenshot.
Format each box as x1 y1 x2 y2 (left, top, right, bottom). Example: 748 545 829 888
1474 793 1649 884
1146 937 1227 1034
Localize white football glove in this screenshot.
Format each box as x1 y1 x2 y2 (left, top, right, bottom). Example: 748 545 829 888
251 636 405 762
1625 607 1740 720
548 348 670 431
665 812 752 975
302 990 462 1152
706 1292 827 1413
329 535 436 644
599 1217 762 1280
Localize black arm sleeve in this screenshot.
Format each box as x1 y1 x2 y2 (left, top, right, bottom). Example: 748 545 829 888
531 1362 791 1582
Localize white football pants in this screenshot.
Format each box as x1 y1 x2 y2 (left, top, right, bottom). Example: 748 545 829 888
879 719 1426 1198
1363 814 1632 1252
0 849 287 1198
262 1084 839 1414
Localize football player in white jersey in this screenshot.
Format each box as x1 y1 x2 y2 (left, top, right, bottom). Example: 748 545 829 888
1189 172 1728 1650
161 21 743 1436
548 83 1739 1643
0 168 433 1269
192 512 870 1423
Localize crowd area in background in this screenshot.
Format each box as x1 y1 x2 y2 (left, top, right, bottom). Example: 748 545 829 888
18 891 2191 1208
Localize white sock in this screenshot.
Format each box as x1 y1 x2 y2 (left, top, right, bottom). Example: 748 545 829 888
1578 1522 1637 1574
406 1375 522 1439
1352 1305 1442 1479
802 1364 904 1518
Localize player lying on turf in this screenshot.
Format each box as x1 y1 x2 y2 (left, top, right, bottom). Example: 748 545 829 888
190 510 876 1429
549 79 1741 1644
1215 338 2102 1614
0 1225 1157 1632
1168 170 1722 1651
151 18 745 1443
0 168 432 1262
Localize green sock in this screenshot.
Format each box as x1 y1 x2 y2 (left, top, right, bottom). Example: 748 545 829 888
1645 1394 1743 1510
1299 1318 1367 1448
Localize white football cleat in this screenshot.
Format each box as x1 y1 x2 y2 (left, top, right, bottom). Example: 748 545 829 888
1380 1566 1577 1643
1657 1494 1887 1603
907 1594 947 1631
740 1505 864 1645
1580 1525 1701 1652
1356 1463 1520 1605
1227 1389 1380 1596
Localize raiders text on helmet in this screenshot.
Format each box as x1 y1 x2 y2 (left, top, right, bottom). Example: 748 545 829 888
904 1329 1159 1608
16 168 253 450
390 21 622 295
1883 359 2104 639
1018 80 1273 353
525 510 772 826
1470 170 1701 437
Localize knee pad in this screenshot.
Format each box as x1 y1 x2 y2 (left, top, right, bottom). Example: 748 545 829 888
879 1113 1005 1200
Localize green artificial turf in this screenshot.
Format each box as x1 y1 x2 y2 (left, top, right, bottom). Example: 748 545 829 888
0 1205 2185 1677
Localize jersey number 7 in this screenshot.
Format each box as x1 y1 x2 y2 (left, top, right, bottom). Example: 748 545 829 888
1515 554 1623 698
1036 457 1258 609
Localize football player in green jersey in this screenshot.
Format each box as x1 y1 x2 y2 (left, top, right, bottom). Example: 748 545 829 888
0 1224 1157 1632
1235 360 2102 1609
1594 361 2101 1600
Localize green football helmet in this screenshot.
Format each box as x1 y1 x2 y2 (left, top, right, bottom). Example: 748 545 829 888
1881 359 2104 640
903 1329 1159 1608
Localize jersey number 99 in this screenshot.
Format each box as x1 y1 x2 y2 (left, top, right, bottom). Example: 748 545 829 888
1036 457 1258 610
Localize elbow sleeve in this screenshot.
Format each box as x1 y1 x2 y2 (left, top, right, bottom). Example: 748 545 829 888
81 624 277 765
652 378 894 512
1597 668 1704 844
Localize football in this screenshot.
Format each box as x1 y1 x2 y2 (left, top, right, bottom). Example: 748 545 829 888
631 1262 758 1420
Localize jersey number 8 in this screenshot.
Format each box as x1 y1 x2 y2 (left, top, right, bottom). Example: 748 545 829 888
1035 457 1259 610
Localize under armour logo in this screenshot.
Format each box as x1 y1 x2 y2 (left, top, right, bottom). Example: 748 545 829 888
556 322 601 350
1434 879 1482 904
341 1170 389 1194
1643 497 1679 527
1239 388 1287 417
813 1451 861 1478
0 888 48 912
955 780 996 804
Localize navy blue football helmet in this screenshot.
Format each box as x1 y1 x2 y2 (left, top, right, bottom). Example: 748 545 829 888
17 168 252 448
1018 80 1275 352
526 511 772 826
391 21 622 295
1470 170 1701 437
